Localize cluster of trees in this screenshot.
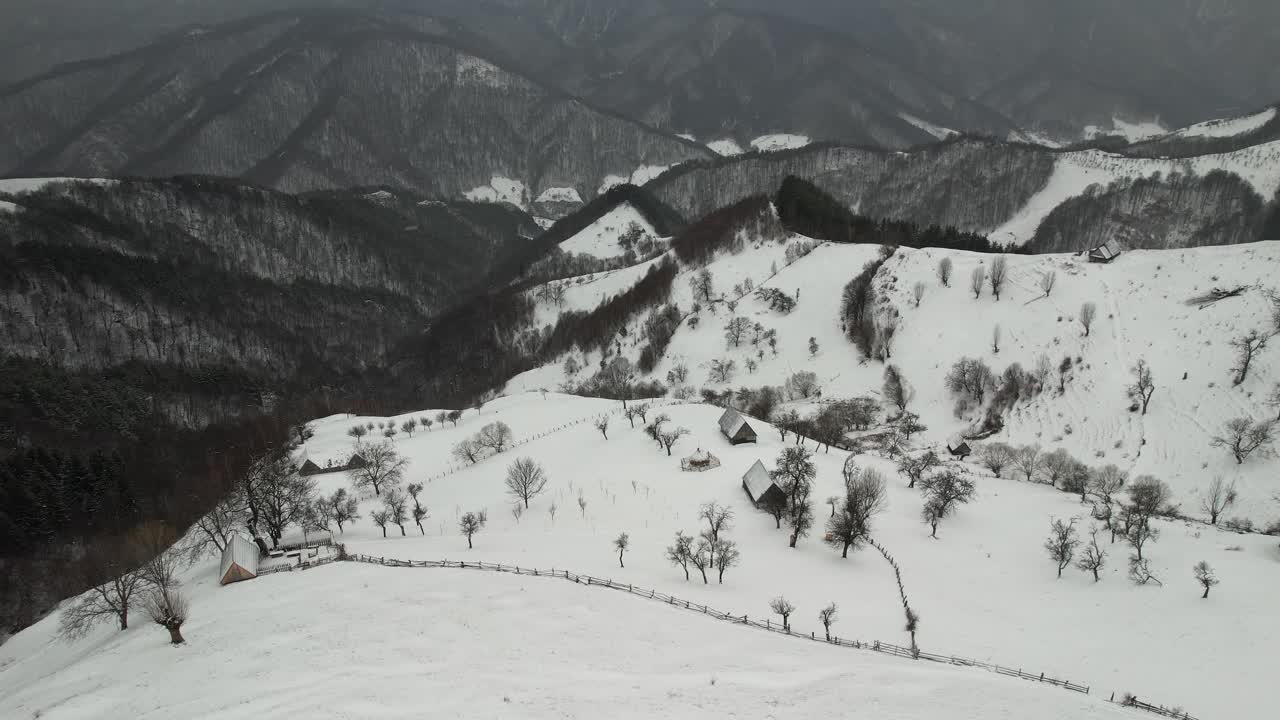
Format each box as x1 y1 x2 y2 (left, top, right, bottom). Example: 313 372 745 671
773 176 1016 254
641 413 690 456
452 422 516 465
755 287 796 314
665 503 740 583
841 247 899 359
825 459 888 557
670 195 782 266
542 258 678 361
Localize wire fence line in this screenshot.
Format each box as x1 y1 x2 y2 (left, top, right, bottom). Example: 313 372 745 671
335 553 1197 720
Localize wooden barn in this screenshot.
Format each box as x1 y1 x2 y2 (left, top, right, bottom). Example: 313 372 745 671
298 459 323 476
718 409 758 445
1088 240 1122 263
742 460 785 506
219 535 261 586
346 452 368 469
946 435 972 460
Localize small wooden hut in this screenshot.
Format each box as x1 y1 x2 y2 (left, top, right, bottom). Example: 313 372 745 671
742 460 785 506
299 459 323 476
219 535 261 586
946 435 972 460
1088 240 1122 263
718 409 758 445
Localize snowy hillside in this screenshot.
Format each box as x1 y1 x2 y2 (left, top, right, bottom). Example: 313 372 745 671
509 238 1280 522
7 392 1273 718
1166 107 1277 141
556 203 660 261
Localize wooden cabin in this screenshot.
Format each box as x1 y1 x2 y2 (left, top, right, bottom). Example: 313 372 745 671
718 409 758 445
1088 240 1122 263
219 535 261 585
742 460 786 506
946 435 972 460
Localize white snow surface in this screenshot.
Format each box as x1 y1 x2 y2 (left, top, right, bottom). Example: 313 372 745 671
707 138 746 156
0 177 113 194
750 134 811 152
899 113 957 140
535 186 584 204
454 55 509 88
556 203 657 261
1 555 1135 720
0 200 18 213
464 175 529 208
1167 107 1276 140
1084 117 1168 142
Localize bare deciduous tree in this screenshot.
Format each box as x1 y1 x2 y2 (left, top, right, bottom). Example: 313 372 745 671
505 457 549 508
328 489 360 533
763 494 788 529
989 255 1008 300
594 415 610 440
1013 445 1042 483
690 536 713 583
1128 555 1162 586
659 426 691 456
770 596 795 631
476 422 514 453
913 281 926 307
1193 561 1218 598
724 316 752 347
978 442 1016 478
548 502 558 523
401 419 418 437
1040 270 1057 297
371 509 390 538
1211 417 1275 464
818 603 838 641
1080 302 1097 337
666 531 693 580
991 324 1001 354
143 586 189 645
1075 526 1107 582
937 257 953 286
258 467 315 548
896 449 942 489
699 503 735 545
614 532 629 568
350 441 407 496
825 459 887 558
919 470 977 539
1128 360 1155 414
511 503 523 523
1044 517 1080 578
883 364 910 414
1230 330 1268 385
459 511 486 548
970 264 986 299
714 538 740 583
384 489 409 536
1199 476 1237 525
577 493 587 518
193 487 249 556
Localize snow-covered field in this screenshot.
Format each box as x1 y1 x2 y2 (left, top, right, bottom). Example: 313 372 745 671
707 138 745 156
1164 107 1276 141
1084 117 1168 143
0 554 1138 720
750 134 810 152
556 203 658 260
899 113 957 140
0 177 112 195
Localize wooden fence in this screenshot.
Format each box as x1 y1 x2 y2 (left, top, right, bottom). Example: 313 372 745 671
333 554 1194 719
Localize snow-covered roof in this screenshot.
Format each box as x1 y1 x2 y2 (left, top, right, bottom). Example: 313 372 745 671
718 408 750 437
947 435 970 451
742 460 777 499
1089 240 1122 260
220 535 260 582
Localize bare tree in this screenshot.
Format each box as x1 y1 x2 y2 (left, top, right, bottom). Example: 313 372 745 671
1075 526 1107 582
1013 445 1042 483
919 471 977 538
458 511 486 548
1038 449 1076 491
1088 465 1126 510
883 364 910 414
328 489 360 533
699 503 735 545
1040 270 1057 297
912 281 926 307
787 498 815 548
476 422 514 453
1079 302 1097 337
577 493 587 518
1193 561 1218 598
401 419 418 437
143 586 189 645
1126 518 1160 561
724 316 753 347
623 404 645 428
347 425 368 440
1230 330 1269 385
594 415 610 440
825 495 840 517
1128 556 1162 586
259 469 315 548
614 532 629 568
193 487 249 556
978 442 1016 478
896 450 942 489
991 324 1001 354
970 265 986 299
548 502 558 523
505 457 549 508
384 489 409 536
1128 360 1156 414
690 268 714 303
714 539 740 583
659 426 691 456
1043 517 1080 578
708 358 736 383
1211 417 1275 463
826 459 887 558
1199 476 1237 525
989 255 1008 300
818 603 838 641
763 494 788 529
349 441 407 496
446 410 463 427
937 257 953 287
511 503 524 524
690 536 713 583
371 509 390 538
770 596 795 631
665 531 693 580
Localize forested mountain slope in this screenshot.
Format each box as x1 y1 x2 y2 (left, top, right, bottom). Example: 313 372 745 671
0 10 708 201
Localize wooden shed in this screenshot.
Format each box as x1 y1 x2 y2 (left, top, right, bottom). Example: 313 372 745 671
718 409 758 445
946 435 972 460
346 452 368 469
299 459 323 476
742 460 786 506
1088 240 1122 263
219 535 261 586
